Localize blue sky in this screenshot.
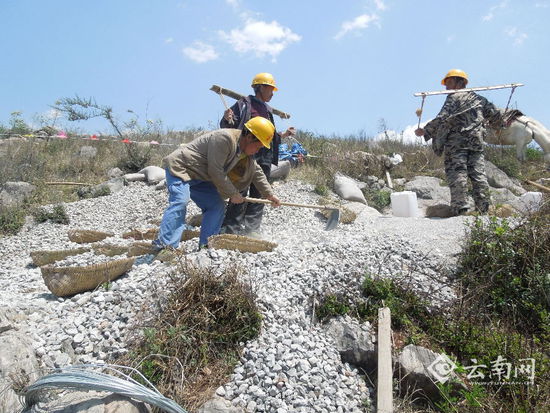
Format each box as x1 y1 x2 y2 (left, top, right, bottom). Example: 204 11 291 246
1 0 549 141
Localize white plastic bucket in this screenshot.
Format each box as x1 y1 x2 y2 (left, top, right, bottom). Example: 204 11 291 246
391 191 419 217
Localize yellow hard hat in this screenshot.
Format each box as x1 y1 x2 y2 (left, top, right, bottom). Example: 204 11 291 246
441 69 469 85
251 72 278 91
244 116 275 148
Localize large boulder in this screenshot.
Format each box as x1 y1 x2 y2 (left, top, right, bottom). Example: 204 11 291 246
343 201 382 223
270 160 291 181
485 161 526 195
324 316 377 375
197 395 245 413
334 173 367 204
22 391 152 413
0 309 42 413
0 181 36 208
139 166 166 184
404 176 450 203
396 344 465 403
489 187 519 205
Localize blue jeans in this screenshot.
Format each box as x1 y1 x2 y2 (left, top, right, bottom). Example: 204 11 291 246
155 169 226 248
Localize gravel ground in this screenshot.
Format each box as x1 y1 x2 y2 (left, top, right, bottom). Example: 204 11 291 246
0 179 474 412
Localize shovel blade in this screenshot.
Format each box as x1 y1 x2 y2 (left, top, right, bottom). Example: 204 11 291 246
325 209 340 231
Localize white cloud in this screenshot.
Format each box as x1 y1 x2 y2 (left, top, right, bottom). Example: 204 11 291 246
505 27 528 45
225 0 240 8
182 41 219 63
482 1 508 21
447 34 455 43
334 14 380 40
219 19 301 61
373 0 387 11
164 37 174 44
374 123 427 144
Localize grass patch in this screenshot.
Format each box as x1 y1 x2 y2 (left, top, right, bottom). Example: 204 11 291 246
122 262 261 410
316 202 549 411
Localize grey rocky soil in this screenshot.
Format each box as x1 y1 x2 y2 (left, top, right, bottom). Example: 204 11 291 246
0 180 473 412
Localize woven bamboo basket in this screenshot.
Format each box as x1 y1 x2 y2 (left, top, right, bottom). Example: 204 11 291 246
181 229 200 241
68 229 114 244
93 244 129 257
30 247 91 267
127 241 159 257
208 234 277 253
122 228 158 240
41 257 135 297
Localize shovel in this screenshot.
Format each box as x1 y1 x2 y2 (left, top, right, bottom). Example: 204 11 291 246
243 197 340 230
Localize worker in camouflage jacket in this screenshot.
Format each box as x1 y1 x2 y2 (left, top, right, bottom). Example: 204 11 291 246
220 72 295 236
415 69 502 215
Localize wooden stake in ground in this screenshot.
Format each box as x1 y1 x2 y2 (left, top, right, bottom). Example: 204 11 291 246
377 307 393 413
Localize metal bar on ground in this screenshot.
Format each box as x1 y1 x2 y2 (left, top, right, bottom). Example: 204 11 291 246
414 83 524 97
210 85 291 119
377 307 393 413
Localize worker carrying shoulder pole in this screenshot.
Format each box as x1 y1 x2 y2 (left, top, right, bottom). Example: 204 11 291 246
152 117 281 251
220 72 296 237
414 69 503 216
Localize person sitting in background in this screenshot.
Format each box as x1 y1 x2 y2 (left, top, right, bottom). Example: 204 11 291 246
220 72 295 237
153 116 281 250
415 69 502 216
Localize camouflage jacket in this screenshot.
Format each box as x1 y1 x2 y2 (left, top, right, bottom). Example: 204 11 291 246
424 91 501 155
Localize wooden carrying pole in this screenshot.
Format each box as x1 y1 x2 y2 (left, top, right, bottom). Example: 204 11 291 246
414 83 523 97
377 307 393 413
525 180 550 193
210 85 291 119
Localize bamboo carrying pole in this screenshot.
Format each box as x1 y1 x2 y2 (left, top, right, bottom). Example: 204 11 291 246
525 180 550 193
45 181 91 186
413 83 524 97
210 85 291 119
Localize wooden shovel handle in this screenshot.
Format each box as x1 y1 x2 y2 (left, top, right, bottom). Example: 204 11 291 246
243 197 337 211
525 180 550 193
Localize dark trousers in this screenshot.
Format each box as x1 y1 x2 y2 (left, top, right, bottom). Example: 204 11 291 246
222 163 271 234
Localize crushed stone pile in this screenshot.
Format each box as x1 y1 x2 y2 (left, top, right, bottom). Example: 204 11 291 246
0 180 472 412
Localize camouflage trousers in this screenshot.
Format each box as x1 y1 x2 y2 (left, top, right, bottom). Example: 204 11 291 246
444 148 490 214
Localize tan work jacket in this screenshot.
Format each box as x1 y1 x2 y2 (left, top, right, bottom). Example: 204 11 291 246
163 129 273 199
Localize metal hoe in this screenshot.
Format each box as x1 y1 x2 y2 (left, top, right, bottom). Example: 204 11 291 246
243 197 340 230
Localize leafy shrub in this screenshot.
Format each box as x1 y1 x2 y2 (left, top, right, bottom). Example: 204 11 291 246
316 293 351 321
314 184 329 196
77 185 111 199
123 263 261 410
363 188 392 212
0 206 26 235
458 213 550 337
32 204 69 225
117 143 152 173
